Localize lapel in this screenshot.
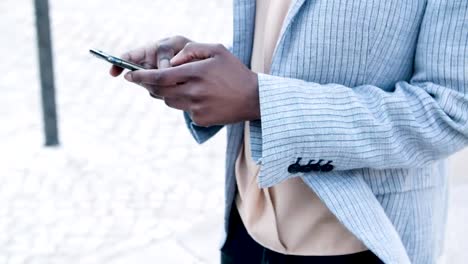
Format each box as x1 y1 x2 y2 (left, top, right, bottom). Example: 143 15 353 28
279 0 307 41
270 0 307 74
232 0 256 65
232 0 307 67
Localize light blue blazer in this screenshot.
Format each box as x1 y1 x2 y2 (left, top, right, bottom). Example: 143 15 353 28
184 0 468 263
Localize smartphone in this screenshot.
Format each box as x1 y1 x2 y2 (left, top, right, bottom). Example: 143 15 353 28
89 49 145 71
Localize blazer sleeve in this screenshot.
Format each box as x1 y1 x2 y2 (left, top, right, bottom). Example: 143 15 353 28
183 111 223 144
250 0 468 187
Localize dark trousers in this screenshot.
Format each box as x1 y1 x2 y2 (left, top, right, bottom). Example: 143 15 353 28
221 206 384 264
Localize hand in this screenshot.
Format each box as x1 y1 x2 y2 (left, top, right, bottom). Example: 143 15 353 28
124 43 260 126
109 35 192 99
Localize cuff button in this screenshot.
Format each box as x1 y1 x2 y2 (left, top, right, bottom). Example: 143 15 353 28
302 160 315 173
288 158 302 174
311 159 323 172
321 161 334 172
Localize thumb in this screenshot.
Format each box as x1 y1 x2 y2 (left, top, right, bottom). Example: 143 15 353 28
156 44 175 69
170 43 219 66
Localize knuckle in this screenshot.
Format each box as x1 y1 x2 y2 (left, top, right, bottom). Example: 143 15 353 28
173 35 185 42
158 42 172 54
190 106 201 117
190 106 209 126
182 64 200 79
186 87 201 102
165 98 183 109
196 119 210 127
164 98 173 107
214 44 226 53
196 64 210 78
184 42 195 51
124 48 141 61
158 43 172 52
153 72 165 83
121 52 131 61
191 115 205 127
190 59 206 71
188 66 201 79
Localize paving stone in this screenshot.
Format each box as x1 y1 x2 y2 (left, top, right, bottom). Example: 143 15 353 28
0 0 229 263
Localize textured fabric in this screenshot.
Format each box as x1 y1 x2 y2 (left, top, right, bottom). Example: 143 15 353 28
183 0 468 263
235 0 366 255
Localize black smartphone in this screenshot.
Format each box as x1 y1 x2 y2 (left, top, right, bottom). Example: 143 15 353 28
89 49 145 71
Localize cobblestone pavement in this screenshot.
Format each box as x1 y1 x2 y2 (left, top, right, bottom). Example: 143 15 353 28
0 0 467 263
1 1 230 263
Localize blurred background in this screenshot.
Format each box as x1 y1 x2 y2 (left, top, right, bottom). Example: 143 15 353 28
0 0 466 263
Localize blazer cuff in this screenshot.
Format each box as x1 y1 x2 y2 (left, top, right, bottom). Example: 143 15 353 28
183 112 223 144
248 120 263 164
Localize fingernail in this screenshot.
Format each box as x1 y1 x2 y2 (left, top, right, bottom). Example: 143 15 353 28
124 73 133 81
159 59 170 69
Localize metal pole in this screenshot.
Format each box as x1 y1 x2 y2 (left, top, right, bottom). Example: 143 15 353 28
34 0 59 146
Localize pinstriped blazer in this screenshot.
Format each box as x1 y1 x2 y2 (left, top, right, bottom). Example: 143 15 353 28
184 0 468 263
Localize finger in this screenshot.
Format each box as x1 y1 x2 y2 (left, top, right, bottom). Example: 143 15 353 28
122 48 147 64
142 84 175 98
156 36 191 69
138 79 194 103
156 43 175 69
138 84 164 100
171 43 223 66
136 83 169 101
109 48 148 77
125 64 196 86
164 97 191 111
156 83 192 99
110 65 124 77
